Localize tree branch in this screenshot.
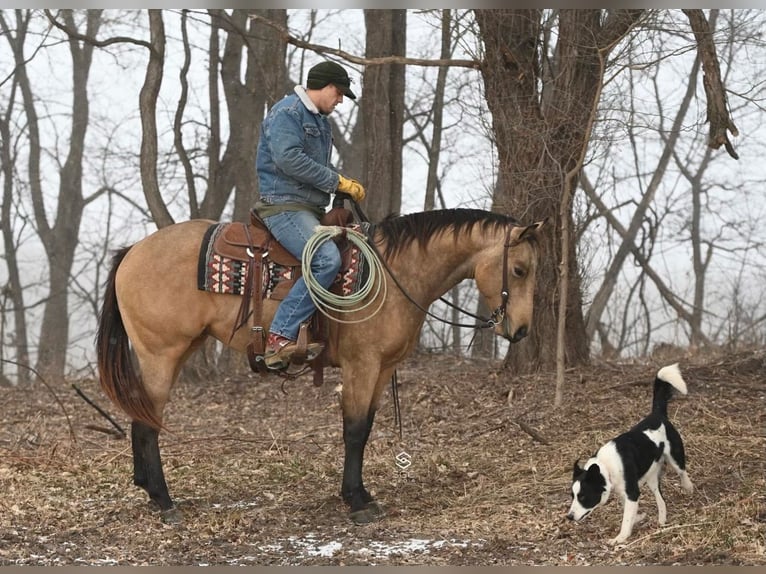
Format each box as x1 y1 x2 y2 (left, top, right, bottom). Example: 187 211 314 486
598 9 646 50
682 9 739 159
248 13 480 69
44 9 155 52
581 176 713 347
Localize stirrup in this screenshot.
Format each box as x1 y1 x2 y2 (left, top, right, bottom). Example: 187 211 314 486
263 342 324 369
263 330 324 368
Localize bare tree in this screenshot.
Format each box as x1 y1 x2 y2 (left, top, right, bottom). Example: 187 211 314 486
4 9 759 383
0 67 30 385
5 9 108 378
584 16 704 346
405 10 465 356
474 9 738 374
581 9 765 356
138 9 173 228
201 10 287 222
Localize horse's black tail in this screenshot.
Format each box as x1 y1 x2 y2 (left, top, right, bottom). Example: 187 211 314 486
651 363 688 418
96 247 164 431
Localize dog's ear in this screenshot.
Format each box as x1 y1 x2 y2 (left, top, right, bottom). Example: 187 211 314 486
572 459 584 479
586 463 602 479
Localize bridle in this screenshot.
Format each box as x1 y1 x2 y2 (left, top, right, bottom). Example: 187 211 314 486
366 223 515 333
489 225 512 336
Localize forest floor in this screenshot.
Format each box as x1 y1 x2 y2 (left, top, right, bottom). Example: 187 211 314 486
0 346 763 565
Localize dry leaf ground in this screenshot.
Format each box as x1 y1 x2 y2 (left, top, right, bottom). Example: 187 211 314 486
1 347 763 565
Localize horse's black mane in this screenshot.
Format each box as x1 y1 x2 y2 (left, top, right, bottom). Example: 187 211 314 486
374 208 519 259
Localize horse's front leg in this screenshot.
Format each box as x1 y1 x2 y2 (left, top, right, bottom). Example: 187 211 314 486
341 410 382 523
340 366 392 524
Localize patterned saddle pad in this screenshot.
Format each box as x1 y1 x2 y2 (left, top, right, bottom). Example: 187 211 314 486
197 221 367 301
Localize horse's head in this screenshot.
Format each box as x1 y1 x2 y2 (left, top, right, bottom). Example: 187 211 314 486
475 219 545 343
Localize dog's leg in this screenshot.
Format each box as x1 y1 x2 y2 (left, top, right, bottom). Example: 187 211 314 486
675 462 694 494
609 499 638 545
665 425 693 494
654 490 667 525
679 471 693 493
665 455 693 494
646 473 667 525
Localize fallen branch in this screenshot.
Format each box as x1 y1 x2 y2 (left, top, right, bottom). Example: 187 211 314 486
84 424 126 439
73 384 127 439
514 418 549 445
468 417 549 445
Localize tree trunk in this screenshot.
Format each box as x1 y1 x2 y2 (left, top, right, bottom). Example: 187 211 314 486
202 9 287 222
140 9 173 229
0 96 30 385
235 9 287 221
361 9 406 221
423 10 451 213
476 10 644 372
25 10 102 378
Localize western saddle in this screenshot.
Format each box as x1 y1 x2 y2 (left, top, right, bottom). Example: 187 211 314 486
212 204 355 386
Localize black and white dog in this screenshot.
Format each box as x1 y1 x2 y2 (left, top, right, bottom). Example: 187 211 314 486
566 363 694 545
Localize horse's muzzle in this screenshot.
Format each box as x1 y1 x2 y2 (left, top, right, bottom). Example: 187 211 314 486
508 325 528 343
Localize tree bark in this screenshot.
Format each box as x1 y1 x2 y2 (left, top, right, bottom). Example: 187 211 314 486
476 9 644 372
140 9 173 229
682 9 739 159
361 9 406 221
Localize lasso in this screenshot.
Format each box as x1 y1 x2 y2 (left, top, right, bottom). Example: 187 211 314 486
302 226 386 323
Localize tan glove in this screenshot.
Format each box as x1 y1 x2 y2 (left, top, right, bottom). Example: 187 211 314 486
337 174 366 202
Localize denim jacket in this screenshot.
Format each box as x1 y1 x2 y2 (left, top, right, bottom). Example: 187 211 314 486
256 86 338 211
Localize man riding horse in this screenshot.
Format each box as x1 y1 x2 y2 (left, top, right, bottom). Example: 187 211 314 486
255 60 366 369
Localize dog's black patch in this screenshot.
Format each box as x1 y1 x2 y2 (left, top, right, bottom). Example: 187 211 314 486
572 462 607 510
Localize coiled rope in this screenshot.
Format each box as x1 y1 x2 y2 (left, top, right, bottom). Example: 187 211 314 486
302 225 386 323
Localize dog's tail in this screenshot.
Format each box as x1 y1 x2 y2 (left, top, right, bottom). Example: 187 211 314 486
652 363 688 417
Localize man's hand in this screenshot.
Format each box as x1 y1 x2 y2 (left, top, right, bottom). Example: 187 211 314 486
337 174 366 202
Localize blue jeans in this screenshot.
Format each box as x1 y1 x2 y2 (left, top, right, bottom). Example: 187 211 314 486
262 209 341 341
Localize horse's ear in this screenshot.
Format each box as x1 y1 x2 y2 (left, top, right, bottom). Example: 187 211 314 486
510 218 547 243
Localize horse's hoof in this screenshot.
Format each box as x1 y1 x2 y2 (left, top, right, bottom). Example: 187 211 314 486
160 507 183 524
365 500 384 517
349 502 384 525
349 508 377 525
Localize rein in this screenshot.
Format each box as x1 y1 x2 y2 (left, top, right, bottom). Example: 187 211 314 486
365 222 513 332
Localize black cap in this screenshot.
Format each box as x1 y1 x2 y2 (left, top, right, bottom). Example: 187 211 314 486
306 61 357 100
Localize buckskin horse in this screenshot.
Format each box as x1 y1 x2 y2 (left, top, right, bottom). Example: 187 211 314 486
96 207 544 524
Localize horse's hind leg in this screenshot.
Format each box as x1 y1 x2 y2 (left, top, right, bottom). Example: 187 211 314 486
131 421 178 522
129 347 198 524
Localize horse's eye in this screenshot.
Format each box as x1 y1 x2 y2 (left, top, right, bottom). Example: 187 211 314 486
513 266 526 278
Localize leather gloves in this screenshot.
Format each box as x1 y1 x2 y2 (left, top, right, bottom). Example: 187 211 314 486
337 174 366 202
